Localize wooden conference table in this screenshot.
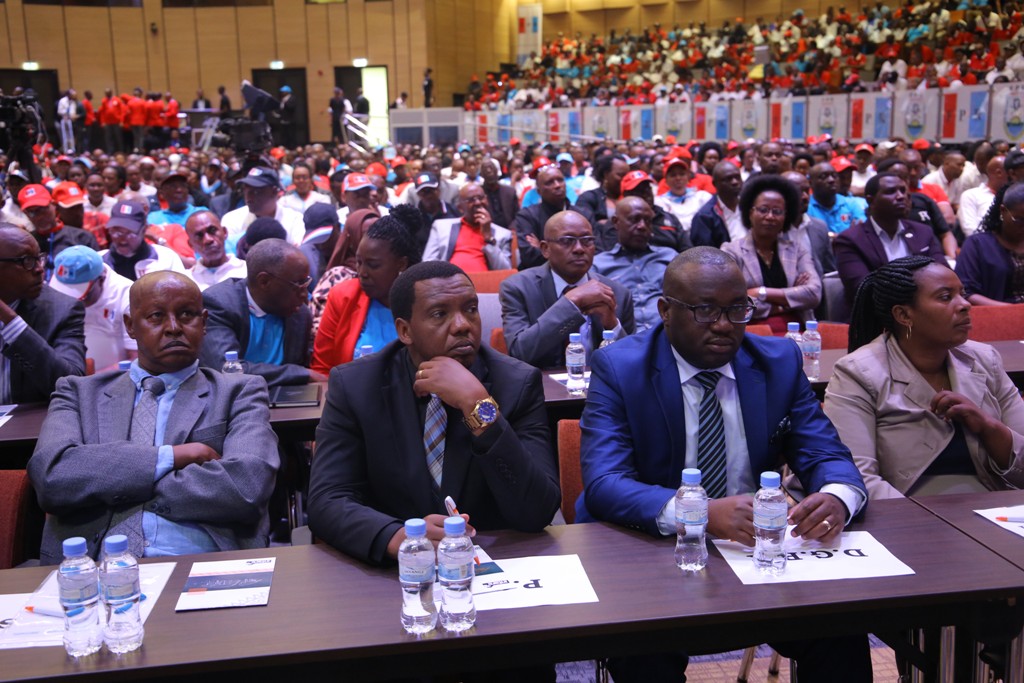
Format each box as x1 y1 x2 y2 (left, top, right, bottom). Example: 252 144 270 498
1 497 1023 681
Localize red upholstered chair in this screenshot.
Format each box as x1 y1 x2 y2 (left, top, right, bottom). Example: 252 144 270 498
818 322 850 350
746 324 775 337
489 328 508 355
0 470 32 569
967 304 1024 342
557 420 582 525
468 269 517 294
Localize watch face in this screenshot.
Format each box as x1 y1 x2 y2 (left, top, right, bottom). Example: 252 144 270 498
477 400 498 423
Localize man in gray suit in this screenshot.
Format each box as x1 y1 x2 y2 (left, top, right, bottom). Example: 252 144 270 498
29 271 280 564
0 225 86 403
500 211 635 369
200 238 322 387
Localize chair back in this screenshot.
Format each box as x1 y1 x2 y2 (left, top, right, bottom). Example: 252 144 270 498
0 471 32 569
746 324 775 337
557 420 583 524
468 269 517 294
489 328 508 354
967 304 1024 342
477 293 503 344
817 322 849 350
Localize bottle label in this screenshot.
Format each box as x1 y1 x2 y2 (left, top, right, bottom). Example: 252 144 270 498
438 562 473 581
399 563 436 583
60 585 98 603
103 583 138 602
753 508 788 529
677 507 708 525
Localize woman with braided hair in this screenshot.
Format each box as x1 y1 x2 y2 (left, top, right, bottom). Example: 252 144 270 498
826 255 1024 499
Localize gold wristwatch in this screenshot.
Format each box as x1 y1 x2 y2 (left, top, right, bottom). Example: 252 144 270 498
463 397 499 430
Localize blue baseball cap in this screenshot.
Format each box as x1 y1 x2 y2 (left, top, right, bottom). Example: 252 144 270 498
51 245 104 300
280 85 292 94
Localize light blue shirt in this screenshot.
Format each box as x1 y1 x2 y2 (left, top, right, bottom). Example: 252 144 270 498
593 244 675 332
244 287 285 365
354 298 398 354
148 204 201 227
0 300 26 404
807 194 867 234
550 269 625 356
129 360 219 557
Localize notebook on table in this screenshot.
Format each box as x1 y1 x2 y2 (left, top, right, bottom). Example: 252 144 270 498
268 383 321 408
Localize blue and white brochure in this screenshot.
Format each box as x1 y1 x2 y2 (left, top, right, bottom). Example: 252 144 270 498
175 557 276 611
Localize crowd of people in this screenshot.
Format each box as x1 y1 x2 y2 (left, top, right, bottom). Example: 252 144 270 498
6 73 1024 677
464 2 1024 112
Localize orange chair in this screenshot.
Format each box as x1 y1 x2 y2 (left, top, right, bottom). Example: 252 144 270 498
746 324 774 337
0 471 32 569
968 304 1024 342
557 420 582 524
468 269 517 294
818 322 850 350
85 358 96 376
489 328 508 354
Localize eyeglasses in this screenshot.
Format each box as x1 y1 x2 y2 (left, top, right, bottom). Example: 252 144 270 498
0 253 47 271
663 295 756 324
752 206 786 218
268 272 313 291
548 235 597 249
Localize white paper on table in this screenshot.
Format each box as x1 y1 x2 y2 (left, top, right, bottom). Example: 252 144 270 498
0 404 16 430
974 506 1024 539
470 554 598 611
713 530 915 585
0 562 176 649
175 557 276 612
547 371 592 385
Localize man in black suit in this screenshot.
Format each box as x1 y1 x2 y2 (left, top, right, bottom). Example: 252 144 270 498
511 165 590 269
500 211 634 369
199 238 319 387
689 161 743 248
834 173 946 305
308 260 560 565
0 225 86 403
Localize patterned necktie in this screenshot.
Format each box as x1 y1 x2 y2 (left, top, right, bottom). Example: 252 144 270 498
424 394 447 490
694 371 728 499
130 376 166 447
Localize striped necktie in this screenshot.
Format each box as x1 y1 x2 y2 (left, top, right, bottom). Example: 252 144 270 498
694 371 728 499
424 394 446 490
125 375 166 555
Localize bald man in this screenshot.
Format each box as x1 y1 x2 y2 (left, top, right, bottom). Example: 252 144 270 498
593 197 676 332
28 271 280 564
500 211 634 369
0 224 86 403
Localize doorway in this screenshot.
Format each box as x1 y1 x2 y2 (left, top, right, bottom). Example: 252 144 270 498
334 65 390 147
251 67 309 148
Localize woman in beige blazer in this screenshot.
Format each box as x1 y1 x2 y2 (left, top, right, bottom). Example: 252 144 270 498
826 255 1024 499
721 174 821 333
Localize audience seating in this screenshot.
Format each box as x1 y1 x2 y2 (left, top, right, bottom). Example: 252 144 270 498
489 328 508 355
477 293 504 346
967 304 1024 342
746 324 775 337
557 420 582 525
0 470 33 569
818 322 850 350
468 269 517 294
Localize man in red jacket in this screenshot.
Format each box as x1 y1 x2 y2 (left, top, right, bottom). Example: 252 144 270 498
145 93 165 151
127 88 147 153
99 88 124 154
163 92 180 147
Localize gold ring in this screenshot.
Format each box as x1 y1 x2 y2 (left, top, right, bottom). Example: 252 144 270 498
821 519 833 532
416 370 423 379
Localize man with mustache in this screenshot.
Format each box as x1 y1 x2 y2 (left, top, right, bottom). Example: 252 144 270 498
28 270 280 564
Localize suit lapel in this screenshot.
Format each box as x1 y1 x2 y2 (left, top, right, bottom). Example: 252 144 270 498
734 344 769 468
99 373 137 443
886 334 935 410
652 334 688 481
538 264 558 312
857 221 889 270
164 370 209 445
950 348 990 412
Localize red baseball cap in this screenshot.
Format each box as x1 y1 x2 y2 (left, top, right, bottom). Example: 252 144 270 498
343 173 374 192
365 162 388 177
854 143 874 155
18 184 52 210
831 156 855 173
529 156 553 178
663 157 692 174
912 138 931 151
390 156 408 169
621 170 654 193
52 181 85 208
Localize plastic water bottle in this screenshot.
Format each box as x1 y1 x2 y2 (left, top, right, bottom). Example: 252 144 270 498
99 535 144 654
221 350 244 375
565 332 587 397
599 329 615 349
753 472 789 576
58 537 102 657
674 468 709 572
398 518 438 634
784 322 802 351
356 344 374 359
802 320 821 381
437 516 476 632
117 360 131 371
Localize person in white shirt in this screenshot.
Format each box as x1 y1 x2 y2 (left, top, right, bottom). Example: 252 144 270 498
185 210 246 291
279 162 331 215
1007 42 1024 81
49 245 137 371
958 156 1006 238
101 198 187 281
56 90 79 153
84 173 116 217
221 166 305 250
986 58 1017 85
654 157 712 234
922 150 973 209
850 144 877 197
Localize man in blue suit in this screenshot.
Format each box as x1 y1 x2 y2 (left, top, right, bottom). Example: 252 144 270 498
577 247 871 682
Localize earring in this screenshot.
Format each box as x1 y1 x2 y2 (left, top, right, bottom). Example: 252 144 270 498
906 324 912 341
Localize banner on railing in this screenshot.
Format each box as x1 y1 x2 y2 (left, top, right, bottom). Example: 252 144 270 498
807 94 849 141
732 99 769 141
940 85 989 142
848 92 892 142
583 106 618 140
769 97 806 141
893 89 941 141
991 83 1024 142
655 103 692 141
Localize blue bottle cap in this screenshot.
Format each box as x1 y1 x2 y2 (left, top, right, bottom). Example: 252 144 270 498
805 320 818 330
682 468 702 485
786 322 800 332
443 516 466 535
117 360 132 371
225 350 238 361
360 345 374 355
760 471 781 488
103 534 128 554
62 537 87 557
404 518 427 537
602 330 615 340
568 332 582 344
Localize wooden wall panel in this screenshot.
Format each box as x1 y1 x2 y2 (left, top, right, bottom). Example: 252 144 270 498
0 5 13 68
347 0 368 66
542 12 573 41
24 6 69 90
236 7 275 78
276 0 309 66
605 7 640 32
604 0 636 9
195 7 241 104
142 0 167 92
541 0 569 12
640 3 675 29
161 9 199 100
326 3 349 65
365 0 396 70
709 0 747 24
65 7 116 94
392 0 412 102
303 2 331 138
573 0 603 11
2 1 28 67
109 8 148 94
573 9 606 37
407 0 430 107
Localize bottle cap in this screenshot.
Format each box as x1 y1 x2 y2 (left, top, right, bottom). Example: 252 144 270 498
103 534 128 554
760 471 782 488
805 320 818 330
118 360 132 371
682 468 702 485
602 330 615 340
569 332 582 343
62 536 87 557
443 516 466 535
360 345 374 355
225 350 238 361
786 322 800 332
404 518 427 537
